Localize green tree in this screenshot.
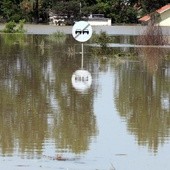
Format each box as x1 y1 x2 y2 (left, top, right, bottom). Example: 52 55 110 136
0 0 23 22
106 0 138 23
1 0 170 24
52 1 81 21
140 0 170 16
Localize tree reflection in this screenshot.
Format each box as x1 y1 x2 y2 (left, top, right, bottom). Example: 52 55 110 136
0 34 49 157
114 48 170 153
0 34 97 156
137 47 165 74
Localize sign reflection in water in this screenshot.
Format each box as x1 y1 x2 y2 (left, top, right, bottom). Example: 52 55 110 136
71 69 92 93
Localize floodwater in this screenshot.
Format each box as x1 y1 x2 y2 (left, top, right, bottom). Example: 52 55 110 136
0 32 170 170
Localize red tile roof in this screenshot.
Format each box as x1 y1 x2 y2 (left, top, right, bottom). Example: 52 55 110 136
139 4 170 22
138 15 150 22
156 4 170 14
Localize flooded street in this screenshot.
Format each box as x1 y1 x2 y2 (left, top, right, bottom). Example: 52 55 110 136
0 32 170 170
1 23 170 35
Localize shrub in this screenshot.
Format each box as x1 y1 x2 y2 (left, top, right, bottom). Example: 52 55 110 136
16 20 26 33
47 31 66 43
3 21 17 33
91 31 113 54
2 20 26 33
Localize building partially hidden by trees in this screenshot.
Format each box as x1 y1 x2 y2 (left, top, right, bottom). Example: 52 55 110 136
0 0 170 25
139 4 170 26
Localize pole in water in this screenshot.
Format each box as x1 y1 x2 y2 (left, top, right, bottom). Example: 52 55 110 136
81 43 84 69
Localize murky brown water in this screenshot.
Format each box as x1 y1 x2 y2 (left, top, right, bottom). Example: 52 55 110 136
0 33 170 170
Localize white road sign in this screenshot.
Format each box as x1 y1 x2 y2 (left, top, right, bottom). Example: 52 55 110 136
72 21 92 42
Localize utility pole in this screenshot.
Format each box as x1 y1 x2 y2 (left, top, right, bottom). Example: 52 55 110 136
80 2 82 14
35 0 39 23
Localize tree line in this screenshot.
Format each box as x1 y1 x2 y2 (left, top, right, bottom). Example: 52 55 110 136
0 0 170 24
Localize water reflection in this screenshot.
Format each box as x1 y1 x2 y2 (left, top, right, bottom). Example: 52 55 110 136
0 32 170 169
137 47 166 74
0 34 50 156
71 69 92 93
52 52 97 153
114 47 170 152
0 34 97 157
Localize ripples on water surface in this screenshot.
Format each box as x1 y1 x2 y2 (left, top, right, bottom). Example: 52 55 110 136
0 34 170 170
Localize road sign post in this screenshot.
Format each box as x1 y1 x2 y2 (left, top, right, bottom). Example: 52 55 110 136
81 43 84 69
71 21 93 92
72 21 92 69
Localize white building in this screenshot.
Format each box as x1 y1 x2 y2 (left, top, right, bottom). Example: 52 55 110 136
87 14 111 26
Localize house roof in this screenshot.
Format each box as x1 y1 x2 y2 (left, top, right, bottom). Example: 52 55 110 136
138 15 150 22
156 4 170 14
139 4 170 22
